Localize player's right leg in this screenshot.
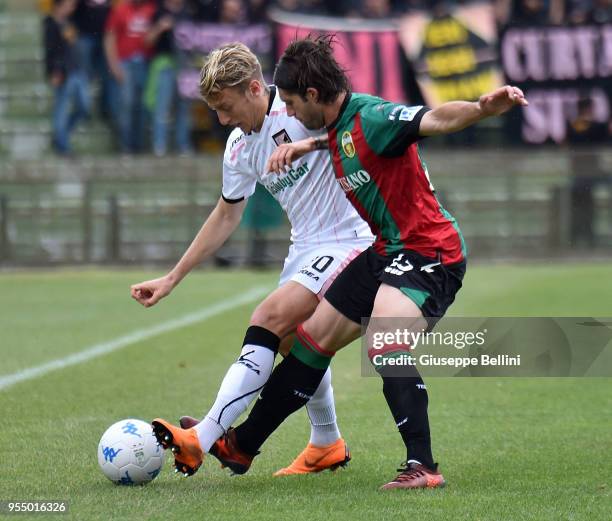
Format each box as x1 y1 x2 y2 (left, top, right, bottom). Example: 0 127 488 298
367 284 444 489
181 306 350 476
366 249 465 489
153 281 320 476
191 282 318 454
195 281 318 446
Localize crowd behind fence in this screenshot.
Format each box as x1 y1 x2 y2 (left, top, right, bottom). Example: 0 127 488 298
40 0 612 157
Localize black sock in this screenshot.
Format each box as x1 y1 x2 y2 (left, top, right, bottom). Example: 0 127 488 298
381 374 435 469
243 325 280 353
234 352 327 455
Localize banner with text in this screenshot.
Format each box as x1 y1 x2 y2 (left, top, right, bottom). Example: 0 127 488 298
500 23 612 144
173 22 273 99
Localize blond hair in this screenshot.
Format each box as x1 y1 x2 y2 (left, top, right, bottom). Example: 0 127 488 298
199 42 265 101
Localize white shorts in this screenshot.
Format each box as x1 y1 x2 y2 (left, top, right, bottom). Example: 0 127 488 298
278 240 371 300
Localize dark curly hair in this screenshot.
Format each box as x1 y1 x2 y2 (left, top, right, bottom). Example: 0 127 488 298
273 35 350 104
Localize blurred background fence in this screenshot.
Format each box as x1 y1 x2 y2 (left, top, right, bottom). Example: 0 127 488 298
1 148 610 265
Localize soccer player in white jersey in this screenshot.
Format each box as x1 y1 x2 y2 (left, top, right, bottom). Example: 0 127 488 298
130 42 373 477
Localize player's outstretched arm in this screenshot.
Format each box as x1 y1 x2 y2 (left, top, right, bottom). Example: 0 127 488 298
266 135 328 174
130 197 246 307
419 85 528 136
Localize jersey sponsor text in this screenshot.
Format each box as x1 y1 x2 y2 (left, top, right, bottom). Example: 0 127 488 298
337 169 371 193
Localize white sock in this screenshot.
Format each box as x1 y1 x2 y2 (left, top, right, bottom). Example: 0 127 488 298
195 343 275 452
305 366 341 447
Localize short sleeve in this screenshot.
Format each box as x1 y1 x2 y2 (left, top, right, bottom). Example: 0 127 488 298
221 130 257 203
360 102 430 157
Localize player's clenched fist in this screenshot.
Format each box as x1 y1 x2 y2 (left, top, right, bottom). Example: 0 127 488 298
131 276 174 307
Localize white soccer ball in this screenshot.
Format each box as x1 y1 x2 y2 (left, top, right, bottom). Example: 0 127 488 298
97 419 165 485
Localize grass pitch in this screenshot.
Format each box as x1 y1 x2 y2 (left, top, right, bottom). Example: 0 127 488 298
0 264 610 520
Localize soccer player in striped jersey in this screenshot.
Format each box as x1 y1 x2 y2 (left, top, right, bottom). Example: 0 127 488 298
195 36 528 489
132 43 373 477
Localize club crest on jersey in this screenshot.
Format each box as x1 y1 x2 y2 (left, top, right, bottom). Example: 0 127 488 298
341 131 355 158
272 129 292 146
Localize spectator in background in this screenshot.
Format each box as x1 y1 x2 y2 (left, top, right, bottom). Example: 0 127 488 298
591 0 612 23
495 0 564 26
567 0 612 23
44 0 91 155
359 0 416 17
218 0 248 23
104 0 156 154
72 0 113 120
274 0 302 13
512 0 551 23
360 0 391 18
566 0 593 23
401 0 427 10
275 0 329 15
145 0 193 156
189 0 219 21
247 0 270 22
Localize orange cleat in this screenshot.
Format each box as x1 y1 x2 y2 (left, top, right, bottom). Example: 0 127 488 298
273 438 351 476
209 427 255 475
380 461 446 490
151 418 204 477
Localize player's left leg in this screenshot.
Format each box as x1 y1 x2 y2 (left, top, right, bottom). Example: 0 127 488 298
273 335 350 476
268 245 364 475
278 334 341 448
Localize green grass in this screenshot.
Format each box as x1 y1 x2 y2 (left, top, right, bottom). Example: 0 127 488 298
0 264 610 520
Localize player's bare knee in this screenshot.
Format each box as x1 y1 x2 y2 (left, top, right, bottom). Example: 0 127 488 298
249 302 295 338
299 319 335 352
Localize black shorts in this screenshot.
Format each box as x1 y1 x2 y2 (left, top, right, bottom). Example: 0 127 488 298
324 247 466 327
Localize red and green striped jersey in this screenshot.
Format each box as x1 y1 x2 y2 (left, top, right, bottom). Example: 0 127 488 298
326 93 466 265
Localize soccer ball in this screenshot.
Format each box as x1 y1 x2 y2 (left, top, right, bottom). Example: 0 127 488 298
97 419 165 485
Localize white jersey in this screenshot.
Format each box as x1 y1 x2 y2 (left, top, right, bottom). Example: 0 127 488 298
222 87 373 248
